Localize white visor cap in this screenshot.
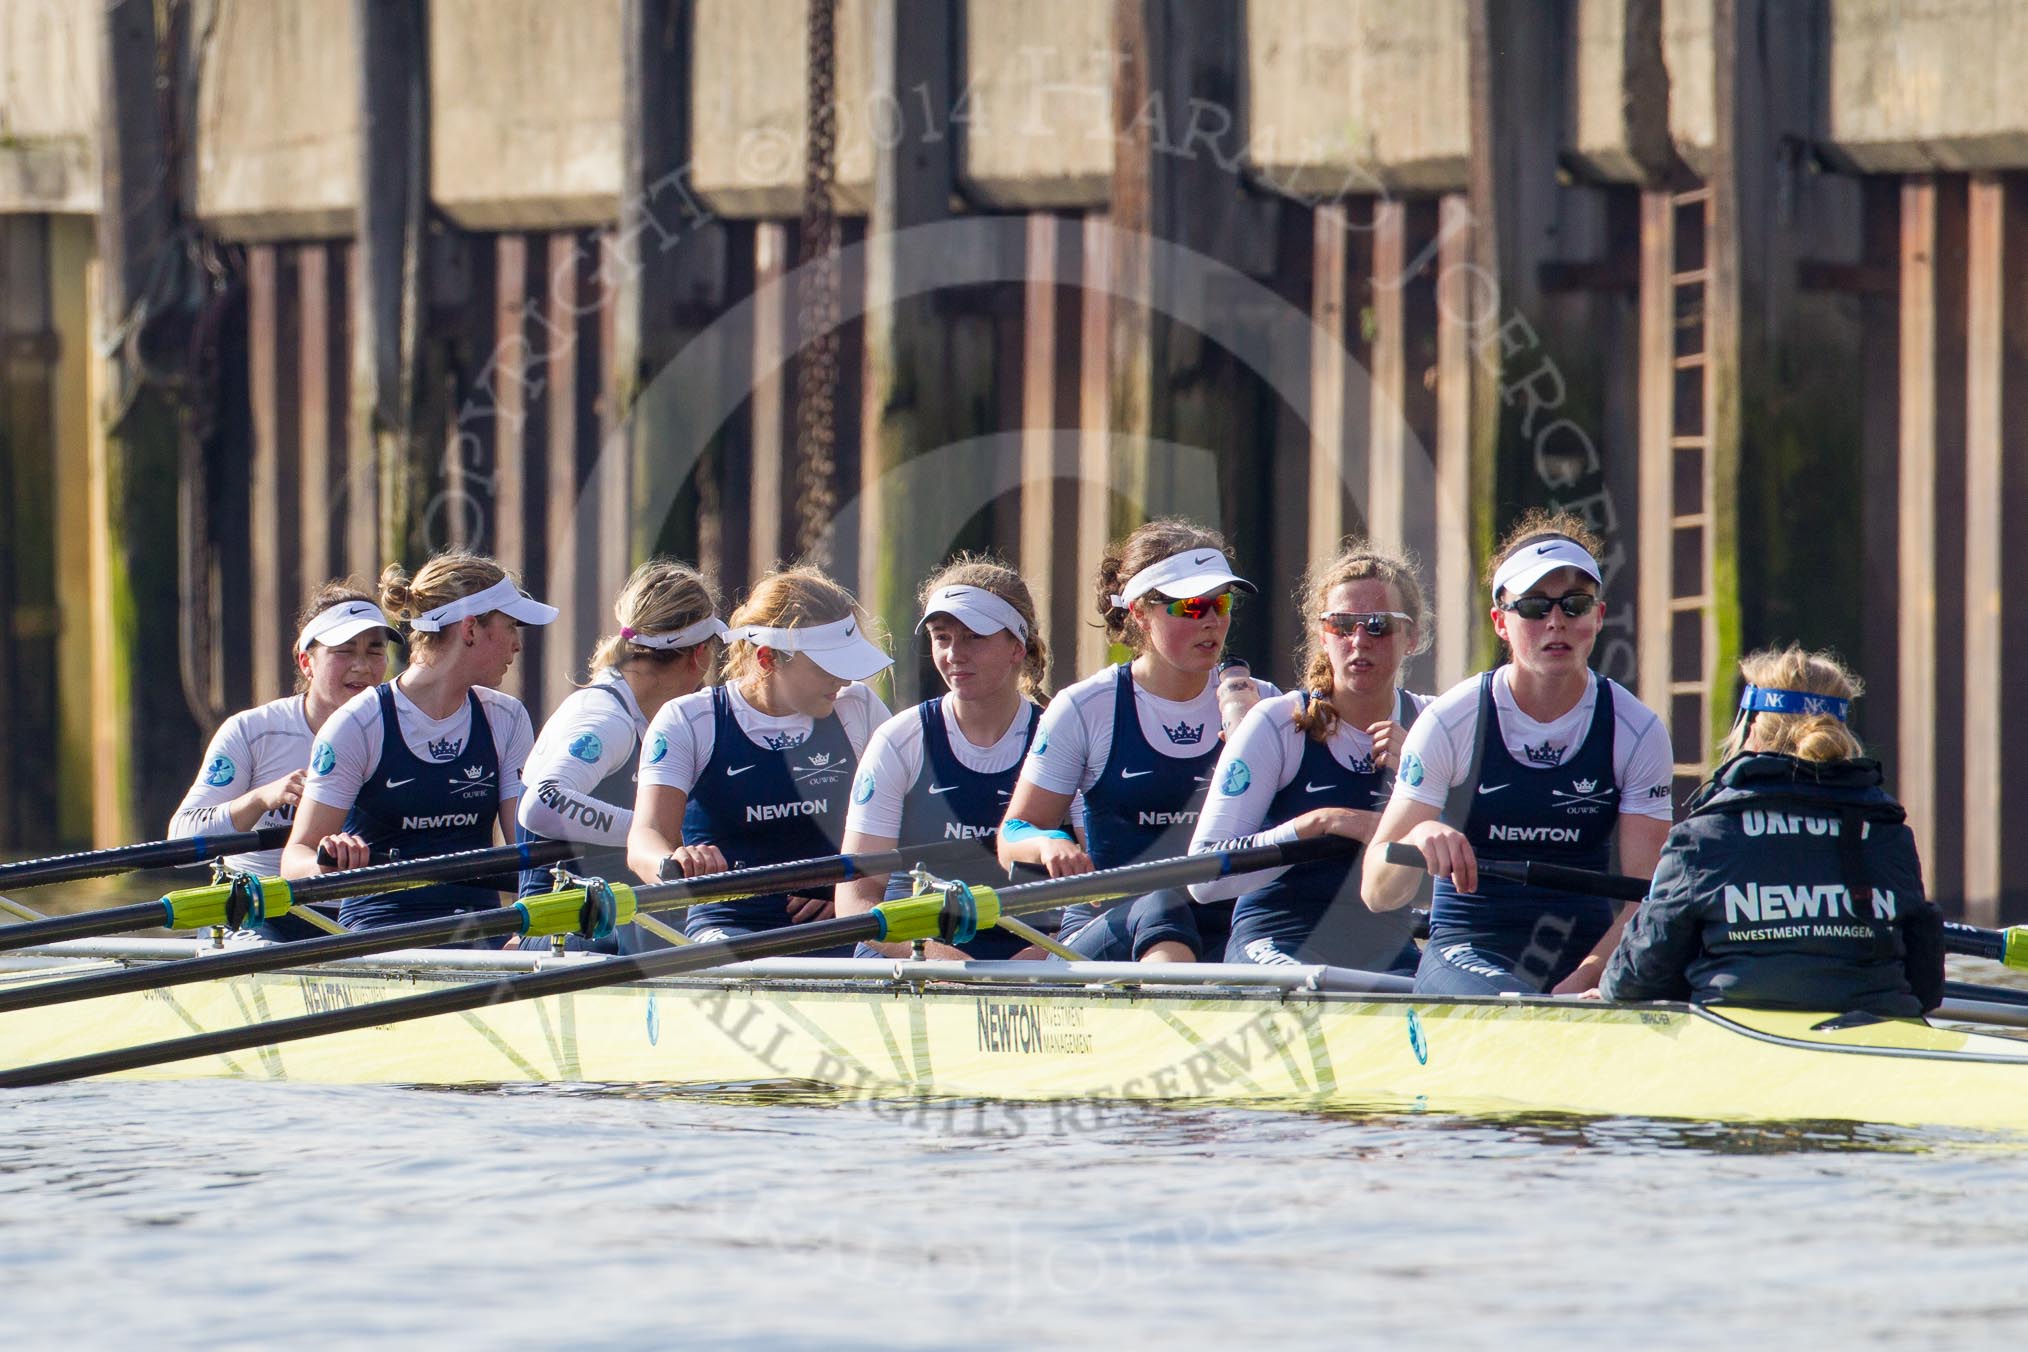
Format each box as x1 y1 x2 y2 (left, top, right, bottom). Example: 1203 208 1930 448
296 600 399 654
1491 537 1602 601
917 585 1029 644
622 615 730 650
1110 548 1258 608
730 614 893 682
408 576 560 632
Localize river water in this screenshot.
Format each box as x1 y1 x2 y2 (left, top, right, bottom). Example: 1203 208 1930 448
4 873 2027 1347
5 1038 2028 1347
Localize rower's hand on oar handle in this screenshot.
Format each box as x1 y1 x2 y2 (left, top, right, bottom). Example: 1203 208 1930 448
1383 826 1478 895
314 833 372 872
1031 837 1094 879
658 844 730 881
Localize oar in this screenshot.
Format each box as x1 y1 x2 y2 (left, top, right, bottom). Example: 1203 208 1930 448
0 837 992 1016
0 837 1355 1087
0 839 576 955
1379 843 2028 969
0 825 294 893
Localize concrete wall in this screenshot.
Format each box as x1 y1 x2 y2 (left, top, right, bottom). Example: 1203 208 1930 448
1663 0 1715 176
1823 0 2028 172
0 0 100 214
193 0 358 240
956 1 1113 208
1567 0 1681 182
689 0 876 218
1245 0 1471 196
429 0 623 229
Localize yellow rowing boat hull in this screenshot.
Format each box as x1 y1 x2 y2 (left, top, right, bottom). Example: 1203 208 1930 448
2 956 2025 1131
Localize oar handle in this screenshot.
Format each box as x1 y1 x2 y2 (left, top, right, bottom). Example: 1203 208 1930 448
1378 842 1649 901
290 838 577 903
0 825 294 892
632 837 987 911
989 836 1357 918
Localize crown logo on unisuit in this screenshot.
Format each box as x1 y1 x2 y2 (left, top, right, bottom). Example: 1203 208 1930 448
1573 777 1597 794
427 736 463 761
1164 720 1205 746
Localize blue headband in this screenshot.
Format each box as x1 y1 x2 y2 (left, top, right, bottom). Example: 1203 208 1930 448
1740 686 1849 721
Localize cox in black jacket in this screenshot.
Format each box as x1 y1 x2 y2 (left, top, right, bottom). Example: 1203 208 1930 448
1599 753 1944 1017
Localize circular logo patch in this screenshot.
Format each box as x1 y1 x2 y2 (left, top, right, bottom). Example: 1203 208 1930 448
1220 758 1251 796
647 731 668 765
202 755 236 788
1400 752 1425 788
311 741 337 776
852 771 876 805
568 732 604 764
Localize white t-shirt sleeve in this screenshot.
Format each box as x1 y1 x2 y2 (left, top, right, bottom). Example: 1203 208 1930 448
1189 696 1303 901
483 690 535 805
842 709 922 840
837 683 892 756
169 714 260 837
1392 689 1470 812
637 694 710 796
1615 696 1677 819
302 691 383 814
518 692 641 845
1021 683 1100 798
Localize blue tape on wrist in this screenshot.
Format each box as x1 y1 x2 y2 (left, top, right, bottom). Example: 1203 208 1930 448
1001 819 1071 844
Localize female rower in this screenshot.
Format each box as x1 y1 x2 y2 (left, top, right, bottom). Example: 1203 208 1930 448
170 581 396 939
998 519 1273 963
1599 646 1944 1015
514 559 724 951
1188 542 1430 971
837 557 1047 960
1360 511 1674 994
281 552 554 935
626 565 892 944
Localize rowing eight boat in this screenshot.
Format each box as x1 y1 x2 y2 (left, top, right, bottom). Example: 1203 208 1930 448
3 939 2025 1132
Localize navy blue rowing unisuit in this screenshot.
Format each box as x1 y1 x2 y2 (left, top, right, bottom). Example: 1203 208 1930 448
681 684 857 941
1418 672 1619 994
516 682 652 952
1225 690 1421 970
1064 665 1222 959
339 685 503 933
866 696 1037 959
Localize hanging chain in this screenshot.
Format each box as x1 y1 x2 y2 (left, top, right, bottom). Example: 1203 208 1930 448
792 0 842 565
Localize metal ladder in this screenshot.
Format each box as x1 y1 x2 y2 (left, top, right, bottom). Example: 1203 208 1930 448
1639 185 1717 805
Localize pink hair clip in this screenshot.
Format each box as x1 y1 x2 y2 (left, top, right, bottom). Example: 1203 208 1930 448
620 626 638 640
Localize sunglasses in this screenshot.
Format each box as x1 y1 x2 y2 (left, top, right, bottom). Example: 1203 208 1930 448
1499 591 1599 621
1152 593 1236 620
1321 611 1413 638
